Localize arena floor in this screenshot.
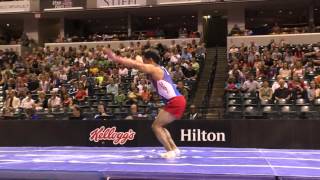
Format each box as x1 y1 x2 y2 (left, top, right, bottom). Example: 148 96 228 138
0 147 319 179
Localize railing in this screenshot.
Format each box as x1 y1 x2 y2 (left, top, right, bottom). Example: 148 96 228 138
45 38 200 50
227 33 320 49
201 46 218 119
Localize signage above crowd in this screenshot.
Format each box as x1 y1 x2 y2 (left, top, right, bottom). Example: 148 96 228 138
97 0 147 8
0 0 30 13
41 0 86 11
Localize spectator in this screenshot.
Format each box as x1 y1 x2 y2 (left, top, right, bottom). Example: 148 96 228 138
288 75 307 100
3 90 20 117
94 102 110 120
181 47 192 61
271 23 281 34
292 62 304 78
274 80 291 101
225 76 240 93
272 75 288 92
177 81 189 100
187 104 202 120
242 74 260 93
279 62 291 79
140 86 151 103
259 81 273 102
35 91 48 110
118 65 128 76
27 74 40 93
48 91 61 110
106 78 119 96
127 87 140 104
75 84 87 102
307 81 320 102
39 74 50 92
230 24 242 36
69 105 83 120
114 90 127 105
62 93 73 108
125 104 147 120
191 58 200 72
20 91 36 119
182 64 197 80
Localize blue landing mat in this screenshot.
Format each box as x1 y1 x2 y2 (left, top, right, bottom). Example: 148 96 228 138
0 147 319 179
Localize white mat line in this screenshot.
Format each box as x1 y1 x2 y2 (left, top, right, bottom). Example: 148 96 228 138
11 154 320 162
109 162 320 170
0 149 319 155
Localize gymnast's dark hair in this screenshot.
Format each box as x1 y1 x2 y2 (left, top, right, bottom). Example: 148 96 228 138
143 49 161 64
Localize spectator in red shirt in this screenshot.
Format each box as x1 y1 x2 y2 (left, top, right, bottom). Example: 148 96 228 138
288 75 307 100
75 84 87 102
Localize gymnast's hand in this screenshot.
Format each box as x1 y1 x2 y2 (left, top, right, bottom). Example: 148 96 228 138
103 48 117 61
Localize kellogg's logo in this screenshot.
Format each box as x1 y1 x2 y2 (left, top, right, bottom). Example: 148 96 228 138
89 126 136 145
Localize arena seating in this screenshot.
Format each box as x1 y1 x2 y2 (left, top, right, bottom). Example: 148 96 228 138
0 40 205 120
225 41 320 119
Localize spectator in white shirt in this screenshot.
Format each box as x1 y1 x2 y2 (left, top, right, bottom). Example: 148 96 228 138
106 79 119 96
242 74 260 93
20 92 36 119
48 91 61 110
118 65 128 77
272 75 288 92
3 90 20 116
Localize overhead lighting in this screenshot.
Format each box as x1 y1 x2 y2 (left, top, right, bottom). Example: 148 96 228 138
0 9 27 13
203 15 211 19
44 7 83 11
159 0 201 5
99 4 142 8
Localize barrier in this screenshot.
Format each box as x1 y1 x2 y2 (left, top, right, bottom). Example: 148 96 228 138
0 119 319 149
45 38 200 50
0 45 22 56
227 33 320 49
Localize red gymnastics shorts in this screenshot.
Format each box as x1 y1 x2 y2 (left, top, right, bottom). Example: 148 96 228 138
163 96 186 119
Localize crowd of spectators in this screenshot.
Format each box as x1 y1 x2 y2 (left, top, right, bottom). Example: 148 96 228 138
0 39 206 120
226 39 320 116
229 23 320 36
55 30 200 43
0 32 33 46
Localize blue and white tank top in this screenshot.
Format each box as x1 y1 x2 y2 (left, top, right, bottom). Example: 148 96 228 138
150 66 181 101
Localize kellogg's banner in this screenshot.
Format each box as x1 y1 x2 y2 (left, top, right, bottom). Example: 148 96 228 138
97 0 147 8
89 126 136 145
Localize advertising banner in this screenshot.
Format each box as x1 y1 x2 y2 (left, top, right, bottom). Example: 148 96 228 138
41 0 85 11
0 0 30 13
0 120 317 149
97 0 147 8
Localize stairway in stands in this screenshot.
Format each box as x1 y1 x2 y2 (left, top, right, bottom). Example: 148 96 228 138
206 47 228 120
193 48 217 108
